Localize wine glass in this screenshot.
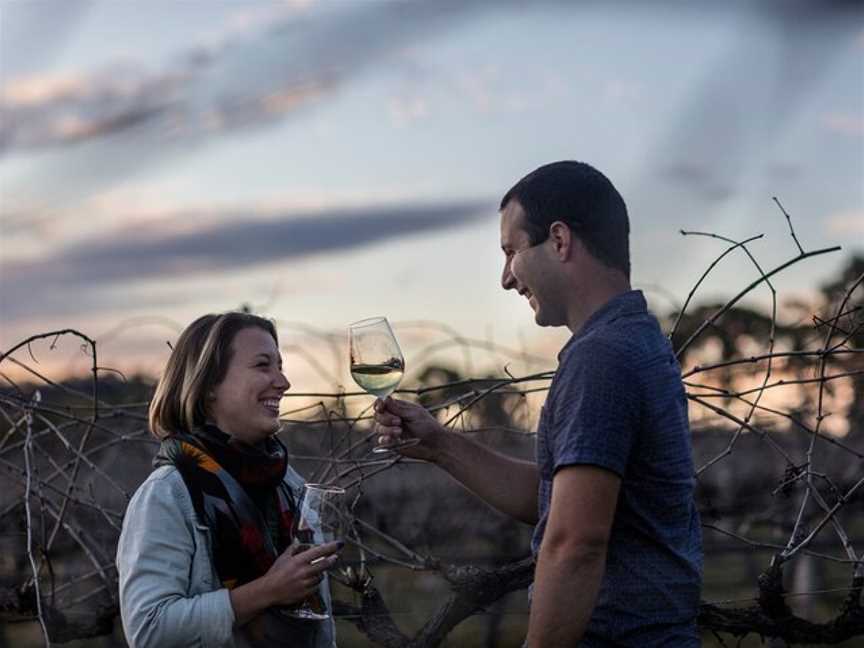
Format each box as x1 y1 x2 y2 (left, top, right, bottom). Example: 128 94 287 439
349 316 419 454
279 483 345 620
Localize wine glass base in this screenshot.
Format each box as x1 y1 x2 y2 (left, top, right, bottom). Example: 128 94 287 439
371 438 421 454
274 605 330 621
284 609 330 621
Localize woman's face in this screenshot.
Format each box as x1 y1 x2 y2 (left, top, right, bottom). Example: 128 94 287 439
209 326 290 445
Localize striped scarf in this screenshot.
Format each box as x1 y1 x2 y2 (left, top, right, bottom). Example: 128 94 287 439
154 425 296 589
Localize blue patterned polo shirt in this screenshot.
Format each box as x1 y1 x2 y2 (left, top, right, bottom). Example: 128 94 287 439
532 290 702 646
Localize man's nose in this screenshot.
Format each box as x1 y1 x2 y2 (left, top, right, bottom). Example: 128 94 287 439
502 261 516 291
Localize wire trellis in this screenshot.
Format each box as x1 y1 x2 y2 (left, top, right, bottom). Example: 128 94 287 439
1 212 862 646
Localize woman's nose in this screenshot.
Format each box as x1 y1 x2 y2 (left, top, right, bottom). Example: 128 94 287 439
275 371 290 391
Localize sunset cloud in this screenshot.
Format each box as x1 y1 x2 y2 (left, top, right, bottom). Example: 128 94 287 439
0 2 478 155
826 210 864 236
1 74 94 107
824 112 864 137
1 0 861 376
0 199 492 321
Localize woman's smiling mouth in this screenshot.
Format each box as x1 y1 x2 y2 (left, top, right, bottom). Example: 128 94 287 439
260 398 281 415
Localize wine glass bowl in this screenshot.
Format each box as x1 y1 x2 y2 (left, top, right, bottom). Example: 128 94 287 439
279 483 345 621
294 483 346 548
348 316 419 453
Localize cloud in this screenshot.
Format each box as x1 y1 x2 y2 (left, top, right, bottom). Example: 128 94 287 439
660 163 736 204
0 209 54 238
824 112 864 137
2 0 859 210
0 57 323 152
648 1 863 204
0 1 504 212
0 199 492 321
2 74 95 107
0 1 91 77
4 0 860 155
826 210 864 236
0 2 488 155
388 95 430 127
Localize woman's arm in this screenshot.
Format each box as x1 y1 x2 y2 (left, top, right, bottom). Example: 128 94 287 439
117 469 342 646
117 470 235 648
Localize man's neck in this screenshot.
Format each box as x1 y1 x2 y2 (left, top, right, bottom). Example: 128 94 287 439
565 277 631 335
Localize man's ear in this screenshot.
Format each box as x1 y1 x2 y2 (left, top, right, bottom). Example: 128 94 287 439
548 221 572 261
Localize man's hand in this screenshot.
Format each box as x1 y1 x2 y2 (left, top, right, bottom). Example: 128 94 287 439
373 397 445 462
376 396 539 523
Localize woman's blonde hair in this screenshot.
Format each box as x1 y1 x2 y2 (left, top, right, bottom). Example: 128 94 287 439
148 312 279 439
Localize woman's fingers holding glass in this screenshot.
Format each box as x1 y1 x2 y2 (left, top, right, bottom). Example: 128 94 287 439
265 543 341 606
270 542 340 578
296 540 343 565
300 570 324 592
298 554 337 593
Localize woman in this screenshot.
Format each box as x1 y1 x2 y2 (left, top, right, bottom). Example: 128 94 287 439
117 312 341 648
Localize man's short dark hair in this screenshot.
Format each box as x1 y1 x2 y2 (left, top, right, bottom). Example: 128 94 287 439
499 160 630 278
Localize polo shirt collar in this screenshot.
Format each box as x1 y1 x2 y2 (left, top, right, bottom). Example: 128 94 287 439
558 290 647 360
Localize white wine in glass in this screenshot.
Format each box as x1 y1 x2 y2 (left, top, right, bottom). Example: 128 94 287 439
350 357 404 398
349 316 419 453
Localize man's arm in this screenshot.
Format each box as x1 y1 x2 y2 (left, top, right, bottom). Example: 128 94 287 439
375 397 539 524
435 431 539 524
526 465 620 647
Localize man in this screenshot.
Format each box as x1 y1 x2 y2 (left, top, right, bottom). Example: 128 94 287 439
375 161 702 646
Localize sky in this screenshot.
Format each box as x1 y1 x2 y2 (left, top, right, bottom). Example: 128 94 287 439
1 0 862 391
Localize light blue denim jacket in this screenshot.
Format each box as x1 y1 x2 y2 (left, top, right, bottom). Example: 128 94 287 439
117 465 336 648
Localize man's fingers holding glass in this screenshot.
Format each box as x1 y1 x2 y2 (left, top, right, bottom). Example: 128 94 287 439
375 423 403 447
374 405 403 429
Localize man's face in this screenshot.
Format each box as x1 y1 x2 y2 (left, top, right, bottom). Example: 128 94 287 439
500 200 562 327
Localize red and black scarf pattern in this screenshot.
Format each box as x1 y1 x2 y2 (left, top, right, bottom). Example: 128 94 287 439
154 424 297 590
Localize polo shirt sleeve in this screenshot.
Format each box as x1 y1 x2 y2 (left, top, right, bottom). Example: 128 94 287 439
548 338 640 478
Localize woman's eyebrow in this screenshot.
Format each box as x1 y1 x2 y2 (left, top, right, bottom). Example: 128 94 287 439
253 351 283 366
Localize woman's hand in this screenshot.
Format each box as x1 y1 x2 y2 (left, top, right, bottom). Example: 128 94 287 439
263 541 341 607
230 541 341 625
